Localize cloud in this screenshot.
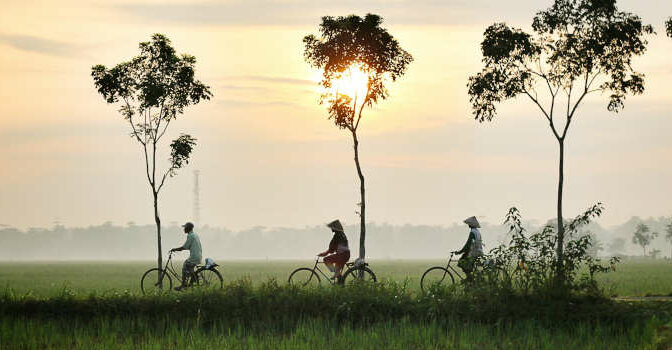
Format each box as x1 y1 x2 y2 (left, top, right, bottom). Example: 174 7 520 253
234 75 315 86
0 34 83 58
113 0 540 27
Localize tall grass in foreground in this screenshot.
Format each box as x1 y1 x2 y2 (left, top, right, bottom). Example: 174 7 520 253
0 317 665 350
2 280 672 349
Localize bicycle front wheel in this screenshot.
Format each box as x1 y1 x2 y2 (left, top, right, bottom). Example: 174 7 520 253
191 269 224 291
141 268 173 295
342 266 377 284
420 266 454 292
288 268 321 287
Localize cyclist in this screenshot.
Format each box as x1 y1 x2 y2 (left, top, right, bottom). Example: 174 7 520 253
170 222 202 291
452 216 484 282
317 220 350 282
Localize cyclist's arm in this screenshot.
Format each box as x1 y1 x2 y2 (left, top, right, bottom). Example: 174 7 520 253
171 235 193 252
318 238 337 256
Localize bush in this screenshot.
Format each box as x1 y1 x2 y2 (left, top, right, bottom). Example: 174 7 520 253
472 203 619 298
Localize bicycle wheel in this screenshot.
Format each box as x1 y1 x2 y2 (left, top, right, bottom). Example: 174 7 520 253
141 268 173 295
288 268 321 287
191 269 224 291
342 266 377 284
420 266 454 292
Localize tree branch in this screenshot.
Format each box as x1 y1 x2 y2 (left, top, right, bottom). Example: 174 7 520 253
157 167 172 193
354 83 372 131
524 90 561 140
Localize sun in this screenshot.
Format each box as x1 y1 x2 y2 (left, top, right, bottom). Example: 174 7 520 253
331 65 369 100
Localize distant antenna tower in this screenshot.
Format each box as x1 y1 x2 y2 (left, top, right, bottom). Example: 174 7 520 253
193 170 201 224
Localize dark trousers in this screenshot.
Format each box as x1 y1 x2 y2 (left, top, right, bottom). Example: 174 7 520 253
182 261 197 286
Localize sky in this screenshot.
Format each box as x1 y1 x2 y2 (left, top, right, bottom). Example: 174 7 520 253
0 0 671 231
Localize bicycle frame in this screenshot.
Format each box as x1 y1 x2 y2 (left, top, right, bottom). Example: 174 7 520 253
310 256 339 284
444 252 466 281
159 251 199 284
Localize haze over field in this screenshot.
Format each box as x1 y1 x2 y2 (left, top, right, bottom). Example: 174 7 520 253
0 0 671 234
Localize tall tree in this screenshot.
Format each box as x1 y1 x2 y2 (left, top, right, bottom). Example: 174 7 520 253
303 14 413 260
467 0 652 277
92 34 211 277
631 223 658 256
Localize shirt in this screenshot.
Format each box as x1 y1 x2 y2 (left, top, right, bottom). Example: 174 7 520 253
456 228 484 257
181 231 202 264
327 233 350 254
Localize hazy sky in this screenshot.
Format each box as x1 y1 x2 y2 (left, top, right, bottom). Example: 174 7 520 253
0 0 671 230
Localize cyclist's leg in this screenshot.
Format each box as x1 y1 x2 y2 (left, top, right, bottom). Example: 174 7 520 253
180 261 196 288
324 255 336 275
458 255 474 281
334 251 350 277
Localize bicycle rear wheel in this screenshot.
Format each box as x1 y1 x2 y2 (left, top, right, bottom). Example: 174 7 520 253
420 266 454 292
342 266 377 284
141 268 173 295
191 269 224 291
288 268 321 287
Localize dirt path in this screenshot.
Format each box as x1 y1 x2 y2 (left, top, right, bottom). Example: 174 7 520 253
614 296 672 302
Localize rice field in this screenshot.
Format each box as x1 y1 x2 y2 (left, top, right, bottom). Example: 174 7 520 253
0 259 669 297
1 259 671 349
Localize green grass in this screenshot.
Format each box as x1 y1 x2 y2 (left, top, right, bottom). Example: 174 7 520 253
0 259 670 297
1 259 671 348
1 317 664 349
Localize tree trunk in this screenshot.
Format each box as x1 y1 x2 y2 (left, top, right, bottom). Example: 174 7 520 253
351 130 366 260
153 190 163 284
556 139 565 279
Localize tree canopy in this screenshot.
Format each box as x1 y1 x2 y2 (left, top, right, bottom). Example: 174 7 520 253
304 14 413 131
468 0 653 125
92 34 211 132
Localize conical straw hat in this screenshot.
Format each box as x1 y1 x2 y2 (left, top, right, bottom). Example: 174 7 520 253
326 219 344 232
464 216 480 228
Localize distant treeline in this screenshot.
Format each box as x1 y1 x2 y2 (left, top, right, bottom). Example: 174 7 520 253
0 217 669 260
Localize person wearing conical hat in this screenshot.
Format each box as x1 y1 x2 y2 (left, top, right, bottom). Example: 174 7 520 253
453 216 484 282
318 219 351 283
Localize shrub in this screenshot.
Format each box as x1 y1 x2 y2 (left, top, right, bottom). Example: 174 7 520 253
473 203 619 298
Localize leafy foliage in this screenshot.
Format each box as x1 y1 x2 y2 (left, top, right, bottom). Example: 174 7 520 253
92 34 211 123
168 134 197 177
468 0 653 123
304 14 413 131
667 18 672 37
473 203 619 297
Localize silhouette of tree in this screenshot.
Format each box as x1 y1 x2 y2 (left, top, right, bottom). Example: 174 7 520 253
467 0 652 278
304 14 413 260
92 34 211 276
666 18 672 37
632 223 658 256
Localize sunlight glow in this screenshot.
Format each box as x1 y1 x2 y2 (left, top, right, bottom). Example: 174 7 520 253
330 65 369 101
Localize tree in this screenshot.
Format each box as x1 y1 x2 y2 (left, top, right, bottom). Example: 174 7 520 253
303 14 413 260
631 223 658 256
666 17 672 37
467 0 652 276
665 220 672 258
92 34 211 277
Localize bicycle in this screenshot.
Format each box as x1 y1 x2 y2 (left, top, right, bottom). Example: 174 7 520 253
140 250 223 295
420 252 466 291
288 256 377 286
